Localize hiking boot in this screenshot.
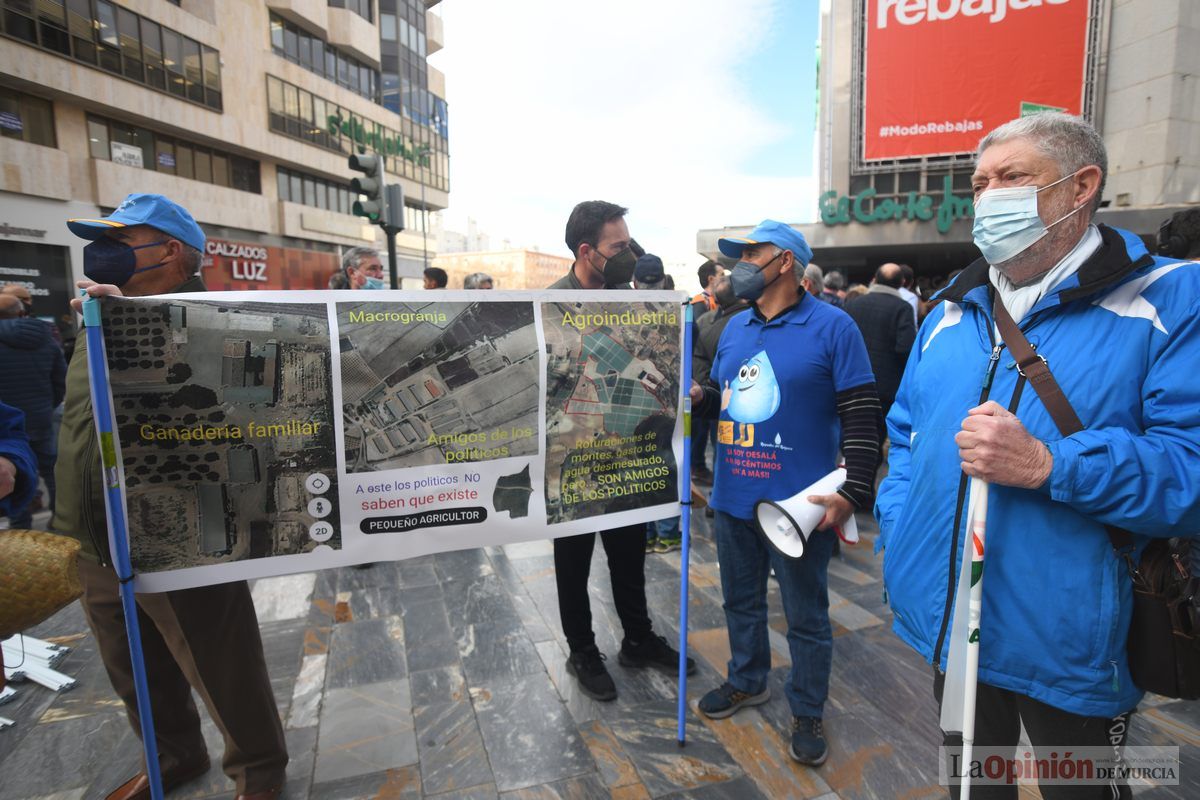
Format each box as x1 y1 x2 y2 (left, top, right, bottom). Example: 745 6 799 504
645 537 659 554
789 715 828 766
652 537 681 554
697 681 770 719
566 646 617 701
618 634 696 675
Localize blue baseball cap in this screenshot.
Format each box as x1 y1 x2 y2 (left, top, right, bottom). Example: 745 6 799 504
717 219 813 266
68 193 206 252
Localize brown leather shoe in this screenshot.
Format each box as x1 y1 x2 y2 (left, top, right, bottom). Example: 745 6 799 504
106 757 211 800
237 787 282 800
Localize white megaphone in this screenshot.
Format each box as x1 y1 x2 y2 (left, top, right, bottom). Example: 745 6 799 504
753 468 859 558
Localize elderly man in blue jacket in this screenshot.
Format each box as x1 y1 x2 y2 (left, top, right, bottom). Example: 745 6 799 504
877 113 1200 799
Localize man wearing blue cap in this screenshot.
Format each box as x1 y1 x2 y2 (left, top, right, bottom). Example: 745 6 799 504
689 219 880 766
56 194 288 800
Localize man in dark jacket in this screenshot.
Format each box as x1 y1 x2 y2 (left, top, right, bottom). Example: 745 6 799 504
546 201 694 701
693 272 749 386
58 194 287 800
0 293 65 528
692 274 748 512
843 263 916 444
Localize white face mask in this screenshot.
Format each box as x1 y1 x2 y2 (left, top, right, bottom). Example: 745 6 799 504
971 171 1086 265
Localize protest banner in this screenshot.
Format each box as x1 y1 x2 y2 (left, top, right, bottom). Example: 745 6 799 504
90 289 685 592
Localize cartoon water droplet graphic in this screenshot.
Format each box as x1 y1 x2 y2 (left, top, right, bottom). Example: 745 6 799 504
774 433 782 446
727 350 781 424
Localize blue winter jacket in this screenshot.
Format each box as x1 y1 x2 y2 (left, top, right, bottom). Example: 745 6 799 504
876 225 1200 718
0 400 38 517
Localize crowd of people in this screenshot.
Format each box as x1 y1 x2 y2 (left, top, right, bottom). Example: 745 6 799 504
2 112 1198 799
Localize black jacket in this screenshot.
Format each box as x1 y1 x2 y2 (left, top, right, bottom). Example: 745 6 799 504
843 286 915 409
692 304 749 385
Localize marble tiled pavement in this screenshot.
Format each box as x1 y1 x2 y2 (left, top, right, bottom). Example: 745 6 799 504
2 510 1197 799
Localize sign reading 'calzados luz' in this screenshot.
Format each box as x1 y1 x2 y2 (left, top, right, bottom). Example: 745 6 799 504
92 290 684 592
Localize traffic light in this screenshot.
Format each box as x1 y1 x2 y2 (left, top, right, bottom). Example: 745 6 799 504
349 152 384 222
384 184 405 231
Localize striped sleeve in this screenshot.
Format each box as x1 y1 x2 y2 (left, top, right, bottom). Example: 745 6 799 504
836 382 882 510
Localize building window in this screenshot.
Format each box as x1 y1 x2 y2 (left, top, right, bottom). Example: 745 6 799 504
0 86 56 147
379 0 447 139
86 114 260 193
269 13 377 103
329 0 372 24
277 166 354 216
1 0 223 111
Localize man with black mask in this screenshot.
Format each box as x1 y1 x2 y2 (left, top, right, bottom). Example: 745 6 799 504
546 201 695 701
549 201 638 290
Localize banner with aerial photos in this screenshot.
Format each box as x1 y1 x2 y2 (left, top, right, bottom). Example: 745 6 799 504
93 290 684 591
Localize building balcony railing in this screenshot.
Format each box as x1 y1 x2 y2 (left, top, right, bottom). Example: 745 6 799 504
268 0 329 37
425 10 443 55
327 5 381 66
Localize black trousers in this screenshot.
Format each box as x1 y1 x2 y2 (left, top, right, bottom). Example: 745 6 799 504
934 672 1132 799
553 523 654 653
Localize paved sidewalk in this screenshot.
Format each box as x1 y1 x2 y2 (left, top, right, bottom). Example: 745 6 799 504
1 510 1195 799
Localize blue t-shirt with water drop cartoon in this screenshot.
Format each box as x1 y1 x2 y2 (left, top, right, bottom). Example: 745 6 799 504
708 294 874 519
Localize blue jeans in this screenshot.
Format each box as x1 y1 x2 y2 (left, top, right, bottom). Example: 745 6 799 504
713 510 833 718
646 516 681 541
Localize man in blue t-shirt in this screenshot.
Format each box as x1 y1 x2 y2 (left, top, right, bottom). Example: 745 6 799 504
690 220 880 766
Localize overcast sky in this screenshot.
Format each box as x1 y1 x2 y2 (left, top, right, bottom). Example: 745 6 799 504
431 0 820 291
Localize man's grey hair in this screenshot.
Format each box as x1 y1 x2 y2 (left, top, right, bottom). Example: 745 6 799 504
342 246 379 273
463 272 493 289
801 262 824 295
824 270 845 291
976 113 1107 215
182 244 203 275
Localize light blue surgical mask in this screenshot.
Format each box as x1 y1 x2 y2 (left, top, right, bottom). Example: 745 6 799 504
362 276 386 290
971 171 1085 265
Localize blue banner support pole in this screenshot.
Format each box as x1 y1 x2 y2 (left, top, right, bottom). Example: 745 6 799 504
83 294 165 800
677 300 694 746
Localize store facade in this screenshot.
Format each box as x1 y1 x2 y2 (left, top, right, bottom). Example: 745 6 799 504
698 0 1199 293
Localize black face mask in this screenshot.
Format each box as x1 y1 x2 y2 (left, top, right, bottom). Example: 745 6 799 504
590 246 637 287
83 238 169 286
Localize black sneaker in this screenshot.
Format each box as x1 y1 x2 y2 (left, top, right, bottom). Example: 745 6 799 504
618 634 696 675
697 681 770 719
566 646 617 701
789 715 828 766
